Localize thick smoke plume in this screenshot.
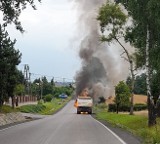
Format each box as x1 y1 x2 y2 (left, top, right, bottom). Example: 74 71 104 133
74 0 129 101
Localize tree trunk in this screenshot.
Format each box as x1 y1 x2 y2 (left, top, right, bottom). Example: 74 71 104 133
116 103 119 114
130 60 135 115
148 97 157 126
156 98 160 117
115 38 135 115
11 96 15 109
146 27 156 126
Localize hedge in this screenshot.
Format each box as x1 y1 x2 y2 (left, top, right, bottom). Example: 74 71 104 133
108 103 147 112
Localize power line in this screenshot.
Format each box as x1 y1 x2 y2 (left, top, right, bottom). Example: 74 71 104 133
30 72 74 82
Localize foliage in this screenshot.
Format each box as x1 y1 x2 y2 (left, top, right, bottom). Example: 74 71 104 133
108 0 160 125
97 2 127 42
0 25 21 106
108 103 129 112
117 0 160 97
134 104 148 111
97 2 135 115
53 86 73 98
14 84 25 96
40 97 71 115
16 70 25 84
19 104 46 113
115 81 131 113
43 83 54 96
0 0 41 32
19 98 71 115
108 103 147 112
38 99 44 105
126 73 147 95
0 105 18 113
32 77 73 101
44 94 53 102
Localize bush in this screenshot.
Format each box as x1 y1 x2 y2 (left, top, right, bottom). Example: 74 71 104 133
108 104 116 112
38 99 44 105
134 103 147 111
108 104 130 112
97 103 108 109
108 103 147 112
44 94 52 102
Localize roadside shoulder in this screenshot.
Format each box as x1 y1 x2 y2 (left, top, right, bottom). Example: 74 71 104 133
92 114 142 144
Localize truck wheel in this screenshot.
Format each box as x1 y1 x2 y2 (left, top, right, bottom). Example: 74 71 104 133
88 110 92 114
77 108 80 114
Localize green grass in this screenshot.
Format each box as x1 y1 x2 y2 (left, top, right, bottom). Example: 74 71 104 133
18 104 46 113
39 98 68 115
18 97 71 115
95 108 160 144
0 105 18 113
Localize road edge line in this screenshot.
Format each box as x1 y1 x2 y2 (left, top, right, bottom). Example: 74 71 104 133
91 116 127 144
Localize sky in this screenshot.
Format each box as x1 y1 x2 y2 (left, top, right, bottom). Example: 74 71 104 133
7 0 80 82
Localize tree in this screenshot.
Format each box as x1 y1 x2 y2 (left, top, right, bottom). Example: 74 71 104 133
117 0 160 126
126 73 147 95
14 84 25 96
50 78 55 86
16 70 25 84
0 0 41 32
0 25 21 107
115 81 131 114
97 2 135 115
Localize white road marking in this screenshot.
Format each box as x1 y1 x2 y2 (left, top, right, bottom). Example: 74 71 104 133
91 116 127 144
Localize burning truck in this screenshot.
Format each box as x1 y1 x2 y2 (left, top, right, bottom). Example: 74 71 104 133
74 89 93 114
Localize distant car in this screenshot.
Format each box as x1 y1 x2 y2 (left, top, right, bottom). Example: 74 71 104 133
59 93 68 99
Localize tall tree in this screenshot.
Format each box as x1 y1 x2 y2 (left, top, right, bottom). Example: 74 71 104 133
0 25 21 107
117 0 160 126
97 2 136 115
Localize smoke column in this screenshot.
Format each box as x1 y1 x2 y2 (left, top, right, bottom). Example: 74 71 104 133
73 0 129 101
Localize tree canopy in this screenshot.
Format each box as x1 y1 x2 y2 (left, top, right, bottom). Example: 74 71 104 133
0 0 41 32
115 81 131 113
0 25 21 106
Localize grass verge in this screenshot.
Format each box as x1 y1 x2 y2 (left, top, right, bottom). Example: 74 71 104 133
94 107 160 144
0 105 18 113
18 97 71 115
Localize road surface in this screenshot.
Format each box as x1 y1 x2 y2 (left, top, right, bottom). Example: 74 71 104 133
0 101 130 144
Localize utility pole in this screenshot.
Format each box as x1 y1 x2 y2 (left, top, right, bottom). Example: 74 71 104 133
40 77 43 100
29 73 32 96
24 64 30 96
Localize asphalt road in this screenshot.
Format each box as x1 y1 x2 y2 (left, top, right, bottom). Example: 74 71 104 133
0 101 134 144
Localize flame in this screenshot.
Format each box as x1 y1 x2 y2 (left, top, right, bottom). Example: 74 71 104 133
79 88 89 97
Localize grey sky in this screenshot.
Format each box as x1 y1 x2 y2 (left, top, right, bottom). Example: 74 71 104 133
7 0 80 82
